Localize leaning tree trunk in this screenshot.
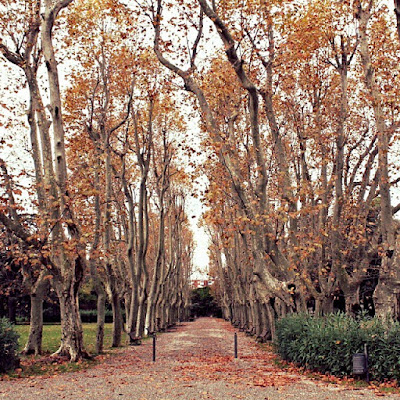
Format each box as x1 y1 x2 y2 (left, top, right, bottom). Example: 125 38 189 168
121 158 139 340
90 158 106 354
144 194 166 335
23 277 48 355
134 179 150 339
23 294 43 355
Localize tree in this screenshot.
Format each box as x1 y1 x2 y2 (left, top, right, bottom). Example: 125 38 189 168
0 0 89 361
355 0 400 318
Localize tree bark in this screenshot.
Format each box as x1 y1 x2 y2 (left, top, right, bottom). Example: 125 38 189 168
54 280 88 362
23 278 48 355
111 292 123 347
95 292 106 353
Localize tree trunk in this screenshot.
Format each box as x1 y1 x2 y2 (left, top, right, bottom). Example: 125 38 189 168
111 292 123 347
23 279 47 355
23 294 43 355
54 288 87 362
7 297 17 324
265 301 276 341
373 238 400 319
345 285 361 316
127 288 139 339
135 294 146 338
259 303 269 338
96 293 106 353
315 295 334 316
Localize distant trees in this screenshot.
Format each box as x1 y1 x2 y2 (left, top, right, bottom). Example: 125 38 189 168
190 287 222 318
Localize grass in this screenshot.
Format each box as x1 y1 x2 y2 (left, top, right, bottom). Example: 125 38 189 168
15 323 120 355
0 323 130 379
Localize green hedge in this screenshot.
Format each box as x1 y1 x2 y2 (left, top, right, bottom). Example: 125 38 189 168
80 309 116 323
43 309 116 323
0 318 20 373
80 309 111 323
275 313 400 381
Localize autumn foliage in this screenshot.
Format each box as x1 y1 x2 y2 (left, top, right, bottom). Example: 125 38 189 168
0 0 400 368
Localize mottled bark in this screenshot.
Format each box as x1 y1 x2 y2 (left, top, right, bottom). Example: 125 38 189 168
54 277 88 362
23 277 48 355
111 292 123 347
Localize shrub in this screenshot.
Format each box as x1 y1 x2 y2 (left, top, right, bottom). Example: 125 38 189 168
80 309 115 323
275 313 400 381
80 310 98 323
43 305 61 323
0 317 20 373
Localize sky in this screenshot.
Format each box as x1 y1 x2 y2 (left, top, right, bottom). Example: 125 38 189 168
187 194 210 279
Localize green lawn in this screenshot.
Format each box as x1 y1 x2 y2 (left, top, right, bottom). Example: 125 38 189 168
16 323 118 355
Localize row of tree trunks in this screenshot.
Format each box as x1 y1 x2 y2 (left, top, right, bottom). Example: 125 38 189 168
0 0 194 359
153 0 400 340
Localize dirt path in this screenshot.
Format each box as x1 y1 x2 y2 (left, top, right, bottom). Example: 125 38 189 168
0 318 398 399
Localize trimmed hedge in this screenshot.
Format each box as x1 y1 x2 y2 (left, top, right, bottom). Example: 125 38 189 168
275 313 400 381
79 309 117 323
0 317 20 373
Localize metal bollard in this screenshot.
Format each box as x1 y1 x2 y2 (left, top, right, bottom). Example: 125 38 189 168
153 334 156 362
234 332 238 359
353 353 366 375
352 344 369 382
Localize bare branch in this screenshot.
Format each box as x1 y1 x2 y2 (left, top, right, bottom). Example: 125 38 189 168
346 133 377 195
190 9 204 69
393 202 400 216
0 44 24 67
109 79 135 135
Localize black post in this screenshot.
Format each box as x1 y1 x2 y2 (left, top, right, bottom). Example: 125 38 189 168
234 332 238 359
153 334 156 362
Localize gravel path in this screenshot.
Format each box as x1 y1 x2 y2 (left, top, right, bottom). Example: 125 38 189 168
0 317 398 399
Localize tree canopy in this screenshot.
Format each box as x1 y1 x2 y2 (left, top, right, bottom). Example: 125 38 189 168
0 0 400 358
